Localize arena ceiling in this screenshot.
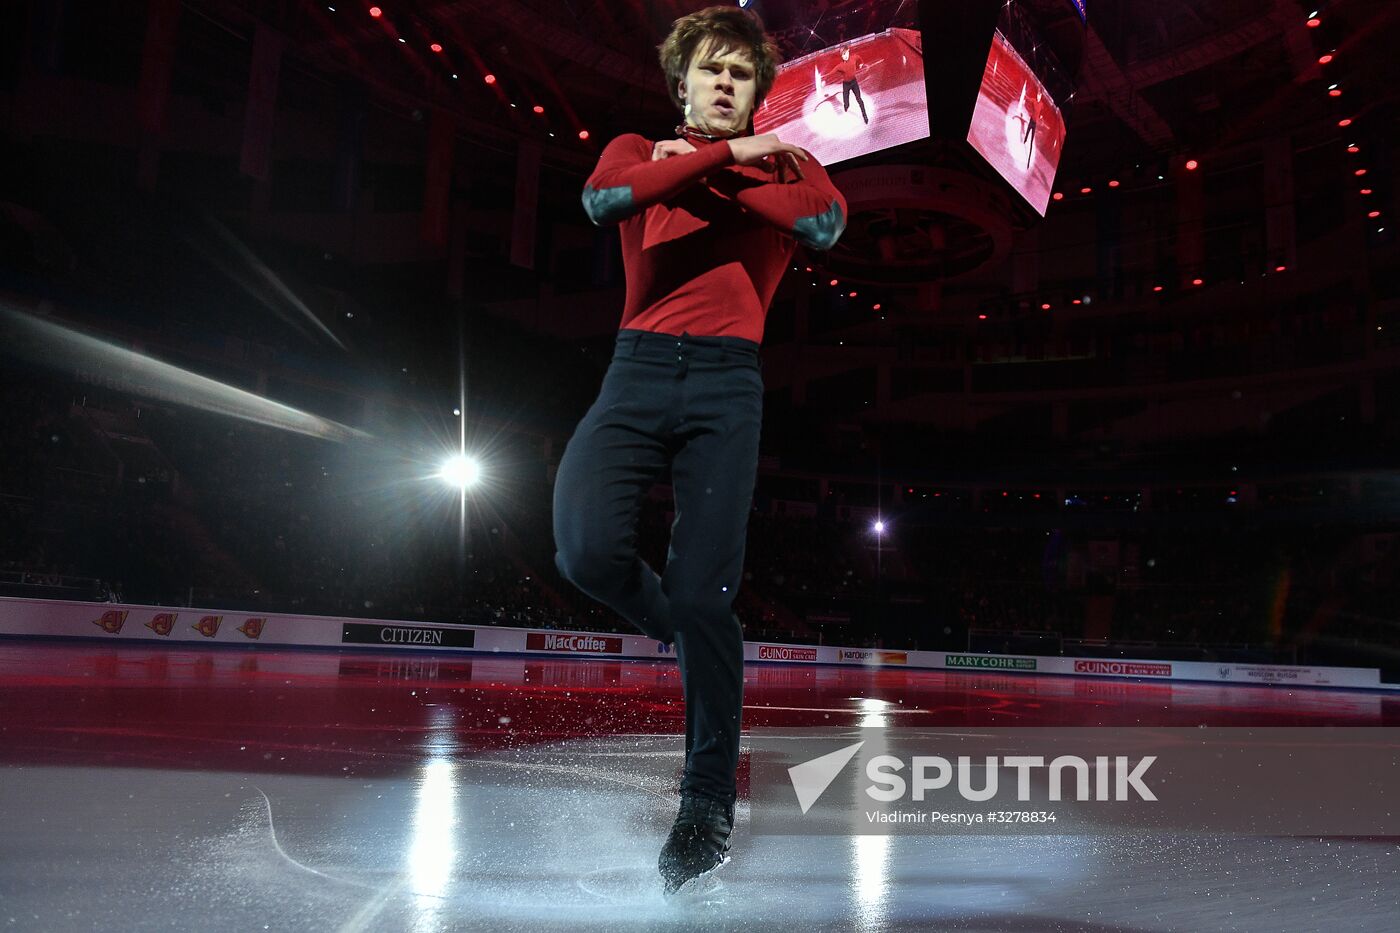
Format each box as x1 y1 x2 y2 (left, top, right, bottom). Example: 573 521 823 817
193 0 1392 180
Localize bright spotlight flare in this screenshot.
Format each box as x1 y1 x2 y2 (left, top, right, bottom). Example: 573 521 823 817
1 304 368 443
438 454 481 490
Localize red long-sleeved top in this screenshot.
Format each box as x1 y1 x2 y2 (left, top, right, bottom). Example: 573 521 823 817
831 54 865 83
581 132 847 343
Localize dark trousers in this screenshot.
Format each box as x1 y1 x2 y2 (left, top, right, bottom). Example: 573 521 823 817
553 329 762 805
842 79 867 121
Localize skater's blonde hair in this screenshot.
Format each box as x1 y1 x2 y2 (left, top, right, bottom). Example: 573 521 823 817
658 5 782 114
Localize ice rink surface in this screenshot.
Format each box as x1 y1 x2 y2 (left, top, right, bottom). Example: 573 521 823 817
2 640 1396 931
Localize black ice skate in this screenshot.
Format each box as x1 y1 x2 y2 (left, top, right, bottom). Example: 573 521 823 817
658 792 734 896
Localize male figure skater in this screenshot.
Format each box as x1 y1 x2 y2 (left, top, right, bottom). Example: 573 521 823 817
552 4 846 895
831 44 868 124
1013 84 1043 169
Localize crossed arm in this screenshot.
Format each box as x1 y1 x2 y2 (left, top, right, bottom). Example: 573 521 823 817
581 134 848 251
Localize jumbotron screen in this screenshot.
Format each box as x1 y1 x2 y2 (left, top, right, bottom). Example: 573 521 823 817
753 28 929 167
965 29 1067 216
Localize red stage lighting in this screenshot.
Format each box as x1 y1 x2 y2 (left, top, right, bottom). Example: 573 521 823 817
1328 88 1342 97
829 279 838 286
1338 118 1352 127
1318 53 1333 64
1040 303 1051 310
1191 278 1203 286
1275 265 1287 272
977 314 988 320
848 291 858 298
1307 17 1321 28
430 43 443 53
532 104 544 114
1079 186 1091 194
1360 189 1373 195
1369 211 1382 219
872 304 881 311
578 129 590 140
484 74 496 84
369 5 382 17
1355 168 1368 176
1185 159 1199 171
1108 179 1120 188
1052 191 1064 201
1152 285 1164 292
1347 145 1359 153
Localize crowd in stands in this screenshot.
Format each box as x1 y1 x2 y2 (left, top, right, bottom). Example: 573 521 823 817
0 375 189 602
1 372 1397 670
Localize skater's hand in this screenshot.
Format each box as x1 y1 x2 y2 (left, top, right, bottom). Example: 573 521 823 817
652 139 697 161
729 134 808 181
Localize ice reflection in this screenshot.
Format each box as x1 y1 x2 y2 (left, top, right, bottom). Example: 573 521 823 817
407 757 456 922
850 832 891 929
858 697 891 728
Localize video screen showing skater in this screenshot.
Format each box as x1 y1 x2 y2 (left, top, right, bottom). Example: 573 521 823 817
965 29 1067 217
753 27 928 167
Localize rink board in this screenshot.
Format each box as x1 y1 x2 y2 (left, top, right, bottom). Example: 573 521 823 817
1 595 1395 691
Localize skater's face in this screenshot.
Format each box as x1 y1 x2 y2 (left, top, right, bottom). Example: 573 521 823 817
841 47 849 61
680 39 756 137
